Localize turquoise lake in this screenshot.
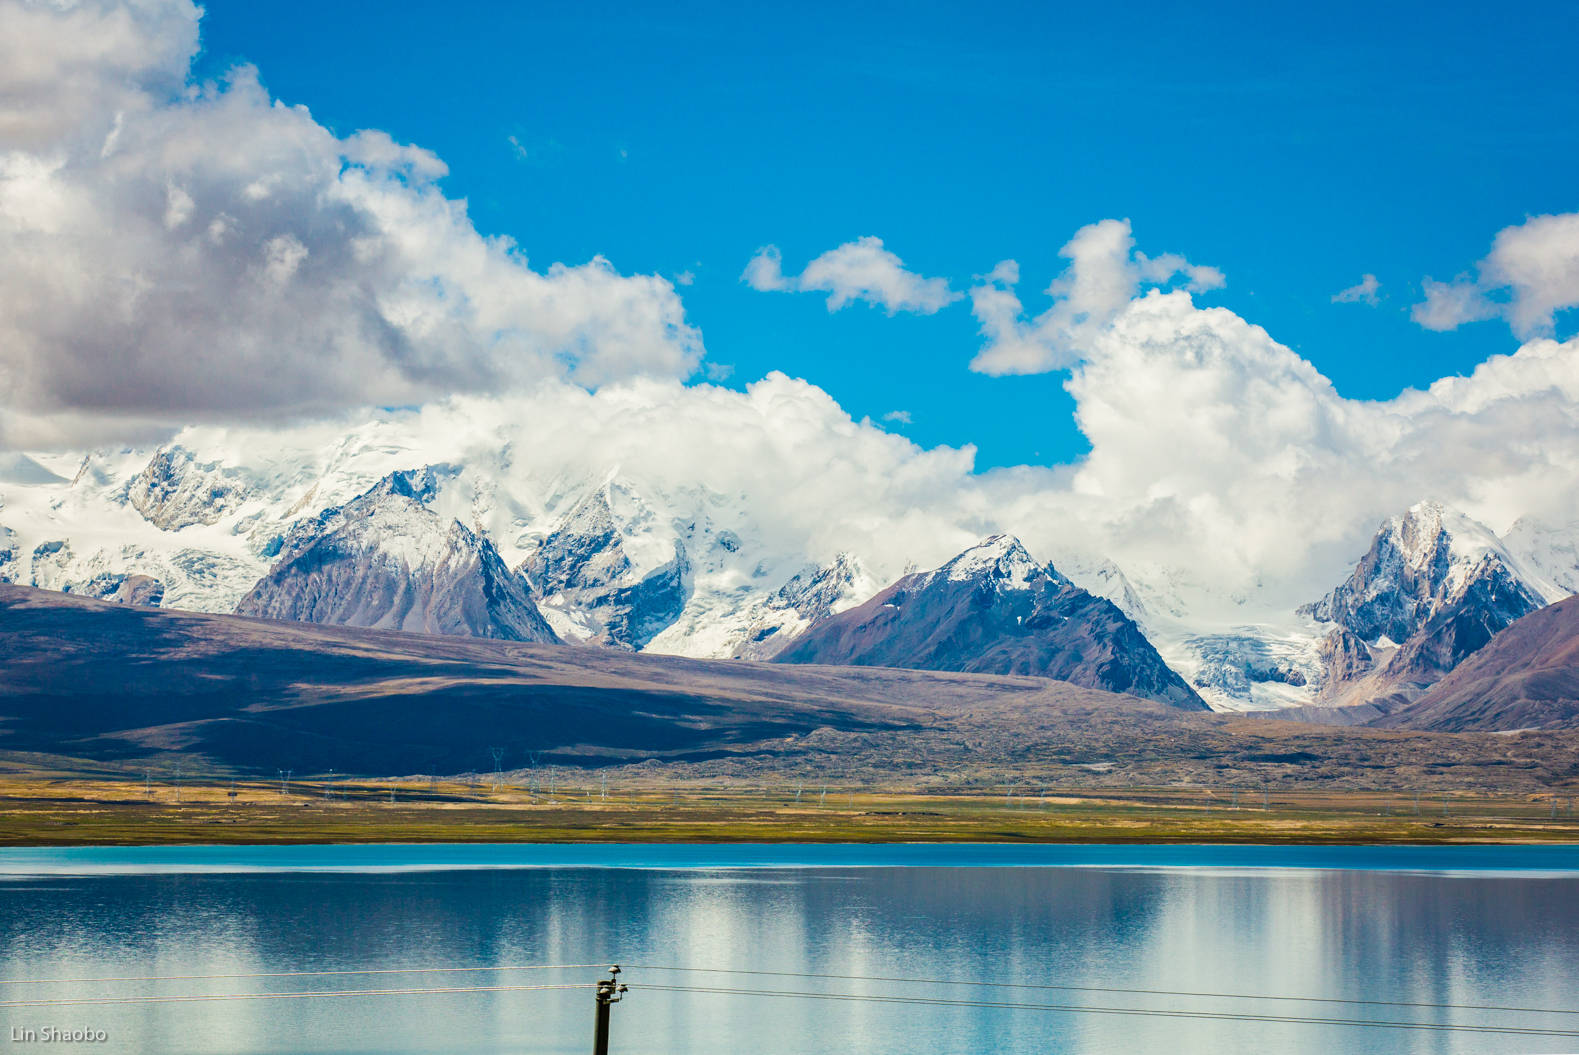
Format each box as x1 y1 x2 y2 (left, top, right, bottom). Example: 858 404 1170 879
2 844 1577 1054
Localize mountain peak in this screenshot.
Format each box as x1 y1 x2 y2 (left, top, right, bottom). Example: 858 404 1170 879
935 534 1046 589
1302 500 1550 706
777 537 1205 709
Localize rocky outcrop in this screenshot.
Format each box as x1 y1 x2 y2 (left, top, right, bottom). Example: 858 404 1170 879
126 446 248 531
67 572 166 606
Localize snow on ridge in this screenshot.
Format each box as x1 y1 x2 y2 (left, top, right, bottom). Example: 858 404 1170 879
1500 515 1579 603
935 534 1045 588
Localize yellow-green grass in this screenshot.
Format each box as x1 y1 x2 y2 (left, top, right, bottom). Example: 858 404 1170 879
2 776 1576 846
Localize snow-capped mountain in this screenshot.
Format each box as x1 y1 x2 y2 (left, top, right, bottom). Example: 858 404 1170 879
1296 501 1562 706
0 422 883 665
1086 501 1579 714
773 535 1207 709
237 467 558 642
3 405 1577 718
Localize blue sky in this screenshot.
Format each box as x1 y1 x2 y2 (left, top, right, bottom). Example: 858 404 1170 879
192 0 1579 469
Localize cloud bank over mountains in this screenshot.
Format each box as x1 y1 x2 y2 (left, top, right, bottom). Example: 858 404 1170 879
2 0 1578 611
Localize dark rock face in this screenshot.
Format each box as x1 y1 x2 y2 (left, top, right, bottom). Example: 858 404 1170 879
1305 503 1547 704
0 527 16 583
1317 626 1375 685
773 535 1206 709
602 542 689 651
1372 595 1579 731
236 468 557 643
125 446 248 531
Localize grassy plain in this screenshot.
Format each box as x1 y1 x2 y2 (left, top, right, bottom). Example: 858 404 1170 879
2 773 1576 846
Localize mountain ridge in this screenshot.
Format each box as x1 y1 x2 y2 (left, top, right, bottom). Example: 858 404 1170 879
773 536 1208 709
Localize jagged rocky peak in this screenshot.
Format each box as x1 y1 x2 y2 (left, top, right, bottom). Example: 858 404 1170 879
1303 501 1551 704
126 445 248 531
933 534 1052 589
235 466 557 643
772 553 872 619
526 477 643 598
775 536 1206 710
1303 501 1541 640
523 474 691 650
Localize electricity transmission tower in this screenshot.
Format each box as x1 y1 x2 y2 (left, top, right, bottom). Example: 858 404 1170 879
490 747 505 791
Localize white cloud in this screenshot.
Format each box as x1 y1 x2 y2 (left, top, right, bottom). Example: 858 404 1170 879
881 409 912 425
1332 273 1380 305
968 218 1223 376
1413 212 1579 338
742 236 959 314
0 0 702 446
1033 290 1579 606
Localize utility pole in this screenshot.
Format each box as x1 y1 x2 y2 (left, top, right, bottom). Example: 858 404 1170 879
592 966 628 1055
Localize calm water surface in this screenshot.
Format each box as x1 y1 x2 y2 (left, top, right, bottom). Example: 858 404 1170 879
1 844 1576 1055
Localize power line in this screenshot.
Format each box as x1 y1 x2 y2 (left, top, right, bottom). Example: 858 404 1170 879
1 983 595 1010
622 964 1579 1018
633 983 1579 1039
11 961 1575 1020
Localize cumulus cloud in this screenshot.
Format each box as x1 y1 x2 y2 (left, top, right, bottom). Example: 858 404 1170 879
742 236 959 314
968 218 1224 376
1412 212 1579 338
1026 290 1579 608
1332 274 1380 305
0 0 701 446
